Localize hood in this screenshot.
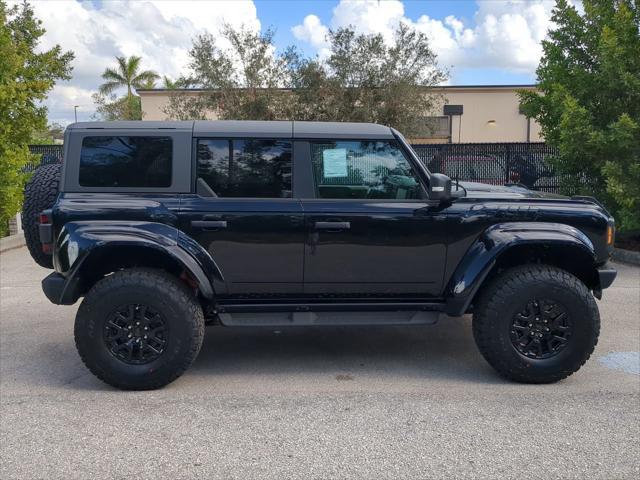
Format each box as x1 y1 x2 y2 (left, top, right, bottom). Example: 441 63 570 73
457 181 568 199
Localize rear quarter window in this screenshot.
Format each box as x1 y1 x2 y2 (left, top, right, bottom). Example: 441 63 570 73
79 136 172 188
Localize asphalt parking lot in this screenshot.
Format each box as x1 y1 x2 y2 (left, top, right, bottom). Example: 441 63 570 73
1 246 639 479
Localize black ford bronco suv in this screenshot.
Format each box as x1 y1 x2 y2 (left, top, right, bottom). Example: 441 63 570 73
22 120 617 390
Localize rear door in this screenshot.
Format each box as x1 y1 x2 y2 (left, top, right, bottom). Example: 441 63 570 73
300 139 448 297
179 137 304 295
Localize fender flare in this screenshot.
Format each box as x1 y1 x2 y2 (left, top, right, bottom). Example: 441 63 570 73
53 221 224 304
444 222 596 316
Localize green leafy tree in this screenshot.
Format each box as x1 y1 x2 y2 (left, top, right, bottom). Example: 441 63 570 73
95 56 158 120
92 92 142 121
311 23 446 136
164 23 446 136
166 25 293 121
519 0 640 232
0 0 73 235
30 122 65 144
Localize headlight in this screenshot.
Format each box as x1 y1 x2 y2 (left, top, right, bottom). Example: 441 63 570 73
68 240 79 265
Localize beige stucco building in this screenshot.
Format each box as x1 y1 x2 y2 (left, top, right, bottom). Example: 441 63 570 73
138 84 542 144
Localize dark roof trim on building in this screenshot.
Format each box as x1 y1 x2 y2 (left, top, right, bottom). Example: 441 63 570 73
136 84 537 94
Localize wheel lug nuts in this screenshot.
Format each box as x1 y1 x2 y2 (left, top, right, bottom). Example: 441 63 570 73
128 334 132 338
144 335 148 339
136 322 140 326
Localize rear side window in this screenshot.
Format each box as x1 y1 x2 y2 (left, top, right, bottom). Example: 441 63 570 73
79 136 172 188
197 139 292 198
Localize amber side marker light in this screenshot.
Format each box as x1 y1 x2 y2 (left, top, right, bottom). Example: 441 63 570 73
607 225 614 246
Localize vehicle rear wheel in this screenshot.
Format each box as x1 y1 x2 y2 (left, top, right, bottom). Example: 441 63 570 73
21 163 61 268
472 264 600 383
74 268 205 390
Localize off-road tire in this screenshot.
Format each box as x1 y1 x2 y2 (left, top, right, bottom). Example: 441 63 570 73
75 268 205 390
21 163 61 268
473 264 600 383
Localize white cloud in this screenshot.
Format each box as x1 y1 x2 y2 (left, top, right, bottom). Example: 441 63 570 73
291 15 330 57
13 0 260 124
292 0 555 78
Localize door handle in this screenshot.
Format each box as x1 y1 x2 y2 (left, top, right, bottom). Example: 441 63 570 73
314 221 350 230
191 220 227 229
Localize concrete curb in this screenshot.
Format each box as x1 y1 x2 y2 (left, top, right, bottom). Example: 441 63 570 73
612 247 640 266
0 233 25 253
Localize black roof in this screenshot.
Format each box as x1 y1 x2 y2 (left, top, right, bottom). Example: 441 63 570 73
68 120 395 139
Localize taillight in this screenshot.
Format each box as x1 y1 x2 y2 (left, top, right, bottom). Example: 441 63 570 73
38 209 54 253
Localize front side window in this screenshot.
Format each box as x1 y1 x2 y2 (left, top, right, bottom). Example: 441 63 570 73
310 141 424 199
79 136 172 188
197 139 292 198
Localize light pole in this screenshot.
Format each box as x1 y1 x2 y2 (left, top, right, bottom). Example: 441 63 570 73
74 105 79 123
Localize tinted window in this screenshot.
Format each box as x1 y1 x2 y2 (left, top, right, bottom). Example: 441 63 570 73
79 136 172 188
197 139 292 198
310 141 423 199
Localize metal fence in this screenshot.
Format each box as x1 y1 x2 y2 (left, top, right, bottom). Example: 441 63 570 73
27 142 567 194
26 145 64 172
411 142 564 193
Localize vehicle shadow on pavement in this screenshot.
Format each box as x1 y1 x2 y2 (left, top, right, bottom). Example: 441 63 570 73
24 315 504 392
186 315 505 386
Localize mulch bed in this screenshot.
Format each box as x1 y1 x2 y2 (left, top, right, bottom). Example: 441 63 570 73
615 233 640 253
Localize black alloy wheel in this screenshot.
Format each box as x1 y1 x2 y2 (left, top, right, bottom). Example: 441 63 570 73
104 304 168 365
510 299 572 359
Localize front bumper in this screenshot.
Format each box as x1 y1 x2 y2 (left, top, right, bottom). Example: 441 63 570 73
597 266 617 290
42 272 81 305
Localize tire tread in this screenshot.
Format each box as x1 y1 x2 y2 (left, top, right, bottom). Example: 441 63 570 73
473 264 600 383
21 163 61 268
74 268 205 390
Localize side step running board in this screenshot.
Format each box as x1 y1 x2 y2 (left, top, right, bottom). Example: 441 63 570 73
216 302 444 314
217 310 441 327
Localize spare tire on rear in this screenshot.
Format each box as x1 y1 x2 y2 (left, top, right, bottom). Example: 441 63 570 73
21 163 62 269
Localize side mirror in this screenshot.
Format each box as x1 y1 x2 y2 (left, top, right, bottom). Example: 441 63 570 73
428 173 452 202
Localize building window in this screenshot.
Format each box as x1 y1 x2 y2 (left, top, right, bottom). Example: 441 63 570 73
422 116 450 138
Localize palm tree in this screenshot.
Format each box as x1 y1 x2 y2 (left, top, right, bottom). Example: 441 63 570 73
162 76 186 89
99 56 159 100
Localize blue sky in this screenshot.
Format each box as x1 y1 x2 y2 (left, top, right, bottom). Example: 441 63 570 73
26 0 553 124
256 0 479 51
255 0 538 85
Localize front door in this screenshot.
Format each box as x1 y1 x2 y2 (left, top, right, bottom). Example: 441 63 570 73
180 138 304 295
301 140 448 297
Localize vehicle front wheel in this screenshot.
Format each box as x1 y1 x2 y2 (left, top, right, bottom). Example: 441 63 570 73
74 269 205 390
472 265 600 383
